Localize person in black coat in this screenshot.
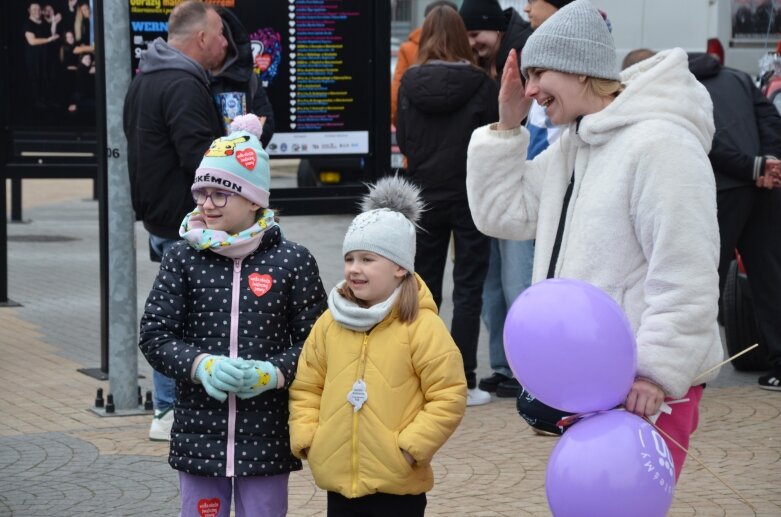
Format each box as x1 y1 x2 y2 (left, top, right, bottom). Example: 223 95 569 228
397 6 498 407
139 115 326 514
459 0 533 81
211 8 275 148
688 52 781 391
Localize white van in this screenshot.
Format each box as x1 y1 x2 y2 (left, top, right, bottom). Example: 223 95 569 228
592 0 781 76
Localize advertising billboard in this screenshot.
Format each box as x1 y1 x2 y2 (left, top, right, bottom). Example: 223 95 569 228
128 0 378 157
6 0 96 129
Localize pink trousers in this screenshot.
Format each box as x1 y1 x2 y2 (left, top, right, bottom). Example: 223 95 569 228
655 384 704 481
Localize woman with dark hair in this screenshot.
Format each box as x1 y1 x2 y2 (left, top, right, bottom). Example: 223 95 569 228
396 5 498 407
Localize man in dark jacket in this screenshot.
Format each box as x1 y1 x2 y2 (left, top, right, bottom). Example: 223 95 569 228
688 52 781 391
123 0 227 441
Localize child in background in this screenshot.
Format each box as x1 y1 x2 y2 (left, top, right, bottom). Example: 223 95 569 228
289 176 467 517
138 114 326 517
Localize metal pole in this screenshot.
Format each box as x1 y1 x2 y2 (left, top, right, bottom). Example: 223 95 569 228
10 179 22 222
98 0 138 409
94 0 109 377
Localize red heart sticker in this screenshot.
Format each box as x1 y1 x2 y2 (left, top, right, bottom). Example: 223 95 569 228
248 273 272 297
197 498 221 517
235 148 257 170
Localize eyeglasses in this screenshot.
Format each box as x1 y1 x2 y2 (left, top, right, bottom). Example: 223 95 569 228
192 190 238 208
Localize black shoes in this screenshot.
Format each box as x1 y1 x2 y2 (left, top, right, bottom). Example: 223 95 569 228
478 372 510 392
496 378 522 398
758 369 781 391
478 373 522 398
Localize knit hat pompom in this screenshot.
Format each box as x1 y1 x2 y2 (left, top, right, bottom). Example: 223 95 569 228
360 175 424 225
229 114 264 139
521 0 619 81
192 118 271 207
343 176 424 273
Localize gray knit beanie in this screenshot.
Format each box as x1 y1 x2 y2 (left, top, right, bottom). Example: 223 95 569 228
342 176 424 273
521 0 619 81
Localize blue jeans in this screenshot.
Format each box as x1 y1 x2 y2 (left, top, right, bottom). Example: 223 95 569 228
148 234 180 412
481 238 534 378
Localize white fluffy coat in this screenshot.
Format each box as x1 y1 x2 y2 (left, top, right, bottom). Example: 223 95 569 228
466 48 723 398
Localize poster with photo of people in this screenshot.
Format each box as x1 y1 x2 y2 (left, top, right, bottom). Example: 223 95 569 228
733 0 781 39
7 0 96 128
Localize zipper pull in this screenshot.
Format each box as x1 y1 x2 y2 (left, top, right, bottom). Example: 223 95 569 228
233 258 241 272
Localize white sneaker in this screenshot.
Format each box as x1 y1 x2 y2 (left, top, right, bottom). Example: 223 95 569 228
149 408 174 441
467 388 491 407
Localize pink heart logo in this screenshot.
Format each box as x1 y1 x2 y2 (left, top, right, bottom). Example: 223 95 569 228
235 148 257 170
248 273 272 297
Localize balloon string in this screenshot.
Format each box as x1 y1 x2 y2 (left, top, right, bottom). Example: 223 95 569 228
643 417 757 512
692 343 759 384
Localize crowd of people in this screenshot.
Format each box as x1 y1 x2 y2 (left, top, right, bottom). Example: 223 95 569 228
120 0 781 515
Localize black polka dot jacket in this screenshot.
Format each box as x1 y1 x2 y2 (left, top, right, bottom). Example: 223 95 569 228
139 225 327 477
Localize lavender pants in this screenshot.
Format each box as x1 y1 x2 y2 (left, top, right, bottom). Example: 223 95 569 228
179 471 289 517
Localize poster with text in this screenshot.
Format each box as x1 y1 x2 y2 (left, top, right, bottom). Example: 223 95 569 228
128 0 374 156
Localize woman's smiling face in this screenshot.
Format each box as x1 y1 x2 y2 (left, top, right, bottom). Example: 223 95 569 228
525 68 588 125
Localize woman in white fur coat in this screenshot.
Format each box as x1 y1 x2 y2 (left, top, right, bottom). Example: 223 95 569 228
465 0 723 478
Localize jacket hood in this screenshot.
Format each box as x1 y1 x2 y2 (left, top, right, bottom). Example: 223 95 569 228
498 8 533 74
139 37 209 85
687 52 721 81
577 48 714 152
402 61 490 113
214 9 251 83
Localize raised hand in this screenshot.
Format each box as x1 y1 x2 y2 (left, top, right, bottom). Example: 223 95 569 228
497 48 533 130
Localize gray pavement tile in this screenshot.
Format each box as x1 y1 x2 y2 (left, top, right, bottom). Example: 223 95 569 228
3 193 779 517
0 432 178 516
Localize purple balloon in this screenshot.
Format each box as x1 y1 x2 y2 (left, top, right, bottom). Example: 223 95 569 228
546 410 675 517
503 278 636 413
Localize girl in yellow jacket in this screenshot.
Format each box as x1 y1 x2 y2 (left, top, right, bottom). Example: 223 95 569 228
289 176 467 516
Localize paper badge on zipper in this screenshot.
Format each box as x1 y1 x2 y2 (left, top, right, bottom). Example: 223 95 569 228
347 379 368 412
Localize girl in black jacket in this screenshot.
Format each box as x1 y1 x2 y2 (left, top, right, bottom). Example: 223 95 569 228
139 115 326 517
396 6 498 408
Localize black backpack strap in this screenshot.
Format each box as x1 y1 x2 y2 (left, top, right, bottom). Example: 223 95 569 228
546 172 575 279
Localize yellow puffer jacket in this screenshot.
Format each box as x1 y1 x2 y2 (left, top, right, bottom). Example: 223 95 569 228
289 276 466 498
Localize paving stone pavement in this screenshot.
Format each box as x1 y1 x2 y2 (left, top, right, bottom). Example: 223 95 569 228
0 181 779 516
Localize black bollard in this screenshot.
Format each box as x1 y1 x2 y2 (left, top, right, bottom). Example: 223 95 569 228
94 388 105 408
144 390 154 411
105 394 115 414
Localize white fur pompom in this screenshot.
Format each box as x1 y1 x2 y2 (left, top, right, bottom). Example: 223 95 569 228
361 175 424 224
229 114 264 139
